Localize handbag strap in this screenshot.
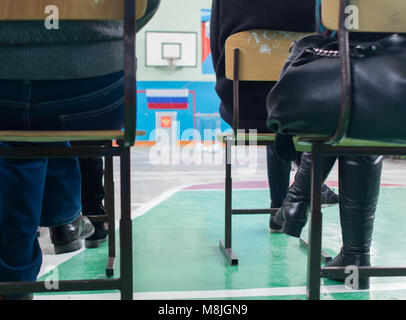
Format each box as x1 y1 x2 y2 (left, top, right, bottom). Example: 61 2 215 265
307 34 406 58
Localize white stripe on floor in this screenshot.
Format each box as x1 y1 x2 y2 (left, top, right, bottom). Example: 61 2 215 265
34 281 406 300
39 185 189 277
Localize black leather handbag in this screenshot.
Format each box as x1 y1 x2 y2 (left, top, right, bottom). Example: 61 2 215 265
266 33 406 143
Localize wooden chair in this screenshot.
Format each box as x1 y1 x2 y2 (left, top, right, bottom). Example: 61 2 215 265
300 0 406 300
0 0 147 300
219 30 310 265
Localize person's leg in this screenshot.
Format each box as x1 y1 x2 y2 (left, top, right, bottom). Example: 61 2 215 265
270 152 337 237
40 148 94 254
31 72 124 252
0 142 46 292
325 155 383 290
266 145 291 208
75 153 108 248
77 156 105 216
0 82 48 298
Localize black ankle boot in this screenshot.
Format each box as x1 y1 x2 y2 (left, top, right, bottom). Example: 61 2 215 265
50 215 95 254
269 185 338 235
324 248 371 289
85 222 107 248
269 153 337 237
321 184 339 206
281 197 309 237
83 204 108 249
324 156 383 290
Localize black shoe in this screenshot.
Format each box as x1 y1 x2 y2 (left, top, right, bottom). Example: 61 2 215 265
269 199 308 238
50 215 95 254
269 208 283 233
280 198 309 238
321 185 339 206
324 249 371 290
85 222 108 248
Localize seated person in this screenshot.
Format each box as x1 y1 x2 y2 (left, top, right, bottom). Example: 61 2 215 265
210 0 338 220
269 6 387 289
0 0 160 300
50 0 162 253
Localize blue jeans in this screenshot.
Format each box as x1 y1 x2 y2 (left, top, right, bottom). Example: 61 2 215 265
0 71 124 283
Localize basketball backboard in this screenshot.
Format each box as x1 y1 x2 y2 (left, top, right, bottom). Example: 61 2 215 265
145 31 197 68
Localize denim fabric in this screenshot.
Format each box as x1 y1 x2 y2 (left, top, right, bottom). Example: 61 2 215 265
0 71 124 282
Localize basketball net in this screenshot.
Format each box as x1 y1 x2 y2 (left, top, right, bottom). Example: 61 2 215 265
166 57 178 69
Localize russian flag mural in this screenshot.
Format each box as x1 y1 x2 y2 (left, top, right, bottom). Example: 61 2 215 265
201 9 215 75
146 89 189 110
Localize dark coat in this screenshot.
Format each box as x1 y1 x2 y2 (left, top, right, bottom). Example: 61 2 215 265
210 0 316 133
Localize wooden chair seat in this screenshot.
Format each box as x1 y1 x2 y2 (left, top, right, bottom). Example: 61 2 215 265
304 0 406 300
0 0 147 20
0 0 145 300
0 130 146 142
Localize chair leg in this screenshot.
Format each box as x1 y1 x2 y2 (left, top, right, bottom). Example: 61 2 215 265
219 137 238 265
104 155 116 277
306 144 324 300
119 147 133 300
225 137 232 249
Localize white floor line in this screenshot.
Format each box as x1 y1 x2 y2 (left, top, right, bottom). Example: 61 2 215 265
38 247 85 278
40 185 191 276
129 184 193 222
34 282 406 300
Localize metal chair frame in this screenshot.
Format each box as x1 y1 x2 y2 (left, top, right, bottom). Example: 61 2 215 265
219 30 312 265
303 0 406 300
219 48 278 266
0 0 141 300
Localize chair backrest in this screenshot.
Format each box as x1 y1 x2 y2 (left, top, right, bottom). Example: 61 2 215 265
0 0 147 20
321 0 406 33
0 0 148 146
225 30 309 81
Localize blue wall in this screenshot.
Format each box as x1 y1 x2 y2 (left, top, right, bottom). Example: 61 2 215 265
137 81 230 141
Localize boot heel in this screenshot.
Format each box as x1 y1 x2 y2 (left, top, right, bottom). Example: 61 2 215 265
85 237 107 249
282 222 305 238
54 239 83 254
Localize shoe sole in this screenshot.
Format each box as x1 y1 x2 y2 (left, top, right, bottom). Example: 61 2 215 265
54 239 83 254
85 236 107 249
53 225 95 254
282 222 305 238
269 215 284 233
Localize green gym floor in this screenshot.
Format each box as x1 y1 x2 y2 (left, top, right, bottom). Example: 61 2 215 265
33 148 406 300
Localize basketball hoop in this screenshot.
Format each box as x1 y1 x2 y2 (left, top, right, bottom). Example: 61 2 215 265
166 57 179 69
